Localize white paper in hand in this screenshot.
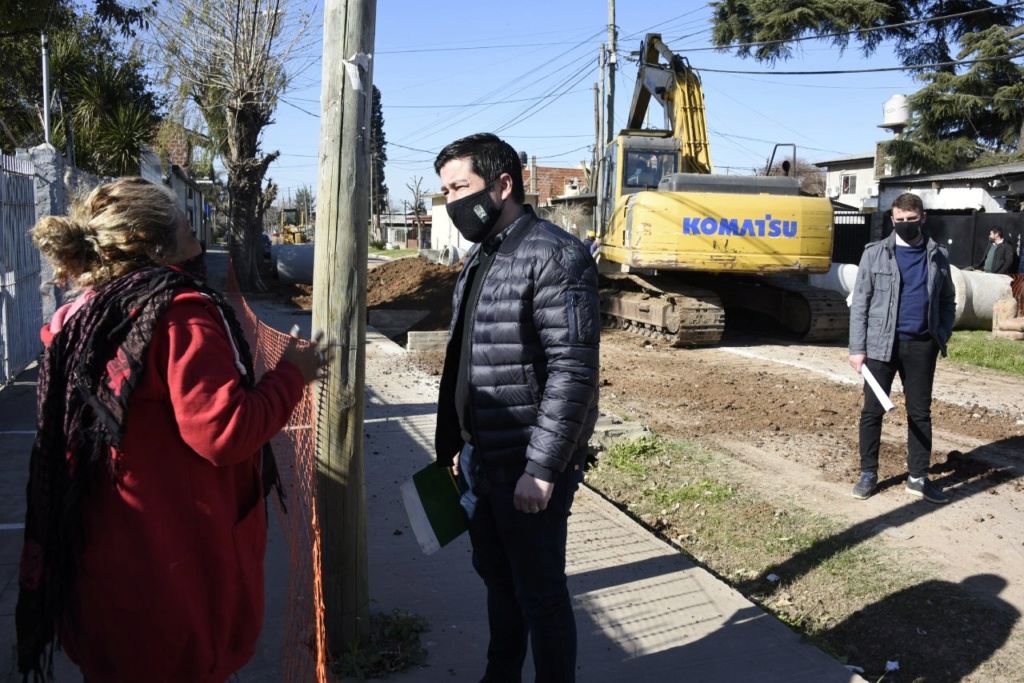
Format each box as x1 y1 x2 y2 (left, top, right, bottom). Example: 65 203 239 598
861 365 895 413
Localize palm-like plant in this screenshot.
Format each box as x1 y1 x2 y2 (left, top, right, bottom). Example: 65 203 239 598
2 9 159 176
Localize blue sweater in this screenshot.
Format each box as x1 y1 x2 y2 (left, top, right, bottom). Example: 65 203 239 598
896 242 930 340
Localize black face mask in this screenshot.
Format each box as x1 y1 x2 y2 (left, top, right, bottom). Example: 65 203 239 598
446 179 505 243
893 219 921 243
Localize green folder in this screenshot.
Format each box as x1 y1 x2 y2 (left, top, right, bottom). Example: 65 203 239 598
401 463 468 555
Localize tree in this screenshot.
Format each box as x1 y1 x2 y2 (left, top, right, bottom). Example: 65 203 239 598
765 157 826 196
406 175 429 244
0 0 153 37
370 85 387 216
294 183 315 223
709 0 1024 172
545 203 592 240
0 6 160 175
152 0 317 291
886 24 1024 171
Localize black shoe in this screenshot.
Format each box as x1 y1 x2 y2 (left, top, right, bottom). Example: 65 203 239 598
851 472 878 499
906 476 949 504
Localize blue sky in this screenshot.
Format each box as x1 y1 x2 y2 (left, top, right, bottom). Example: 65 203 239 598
261 1 922 208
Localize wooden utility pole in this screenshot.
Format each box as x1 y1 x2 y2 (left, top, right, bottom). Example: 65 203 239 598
592 83 600 187
606 0 617 144
596 45 606 232
313 0 376 651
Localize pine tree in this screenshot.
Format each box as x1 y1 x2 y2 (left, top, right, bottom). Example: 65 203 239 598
371 85 388 215
709 0 1024 171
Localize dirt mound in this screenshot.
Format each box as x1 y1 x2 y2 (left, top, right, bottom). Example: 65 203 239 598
262 255 459 333
367 257 460 334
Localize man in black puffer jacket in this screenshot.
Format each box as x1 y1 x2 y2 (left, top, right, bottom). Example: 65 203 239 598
434 133 600 683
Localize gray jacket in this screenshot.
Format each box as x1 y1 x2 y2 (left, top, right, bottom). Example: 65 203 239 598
849 233 956 362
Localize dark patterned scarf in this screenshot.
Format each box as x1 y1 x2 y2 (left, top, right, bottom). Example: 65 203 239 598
15 266 283 680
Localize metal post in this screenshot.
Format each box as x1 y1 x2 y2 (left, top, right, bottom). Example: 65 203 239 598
41 33 51 145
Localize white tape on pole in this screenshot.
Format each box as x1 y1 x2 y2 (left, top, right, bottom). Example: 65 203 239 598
861 365 896 413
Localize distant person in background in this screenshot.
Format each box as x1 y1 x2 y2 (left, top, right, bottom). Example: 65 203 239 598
972 227 1015 274
583 230 596 252
18 177 325 683
848 192 956 505
590 236 601 256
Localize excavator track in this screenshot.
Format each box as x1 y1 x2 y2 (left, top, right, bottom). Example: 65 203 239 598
763 276 850 341
713 275 850 342
600 273 849 346
599 274 725 347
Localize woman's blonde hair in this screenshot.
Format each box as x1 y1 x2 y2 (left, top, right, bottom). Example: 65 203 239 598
32 177 186 289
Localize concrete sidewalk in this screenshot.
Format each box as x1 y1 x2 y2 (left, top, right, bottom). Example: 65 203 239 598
0 248 862 681
356 332 861 683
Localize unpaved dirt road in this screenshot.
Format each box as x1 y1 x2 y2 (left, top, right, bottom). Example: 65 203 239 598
363 255 1024 675
596 328 1024 620
364 256 1024 619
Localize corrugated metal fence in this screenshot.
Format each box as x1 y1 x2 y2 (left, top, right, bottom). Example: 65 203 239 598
1 154 42 384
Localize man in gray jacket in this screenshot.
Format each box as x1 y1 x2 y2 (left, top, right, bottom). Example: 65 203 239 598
434 133 600 682
848 193 956 504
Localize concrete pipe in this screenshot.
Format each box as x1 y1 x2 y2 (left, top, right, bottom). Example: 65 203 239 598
809 263 1013 330
438 245 461 266
808 263 860 306
274 243 315 285
949 267 1013 330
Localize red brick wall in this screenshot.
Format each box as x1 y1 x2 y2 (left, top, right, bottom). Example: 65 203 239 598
522 167 585 206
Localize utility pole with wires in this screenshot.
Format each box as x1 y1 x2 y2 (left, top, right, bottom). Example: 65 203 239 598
606 0 616 144
312 0 376 650
596 44 606 234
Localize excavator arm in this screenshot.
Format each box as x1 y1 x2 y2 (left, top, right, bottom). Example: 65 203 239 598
625 33 713 174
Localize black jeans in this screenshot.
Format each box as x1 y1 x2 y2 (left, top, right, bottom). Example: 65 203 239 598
465 463 583 683
859 337 939 478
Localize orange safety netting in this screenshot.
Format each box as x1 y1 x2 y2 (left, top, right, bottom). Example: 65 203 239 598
226 262 328 683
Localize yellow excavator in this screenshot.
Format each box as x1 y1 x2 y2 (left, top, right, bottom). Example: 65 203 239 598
595 33 848 346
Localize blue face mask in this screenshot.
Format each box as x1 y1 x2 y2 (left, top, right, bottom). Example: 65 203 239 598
446 178 505 243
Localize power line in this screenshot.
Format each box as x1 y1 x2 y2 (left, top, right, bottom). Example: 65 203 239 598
493 61 597 133
384 88 592 109
389 141 439 155
377 41 594 55
697 54 1020 76
400 27 605 146
279 98 319 117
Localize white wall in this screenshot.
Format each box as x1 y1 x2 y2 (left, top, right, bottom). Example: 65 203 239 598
878 186 1006 214
825 162 877 209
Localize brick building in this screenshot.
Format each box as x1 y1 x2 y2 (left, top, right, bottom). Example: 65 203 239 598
521 165 587 206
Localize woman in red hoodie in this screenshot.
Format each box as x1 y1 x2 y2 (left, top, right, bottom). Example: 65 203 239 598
17 177 324 682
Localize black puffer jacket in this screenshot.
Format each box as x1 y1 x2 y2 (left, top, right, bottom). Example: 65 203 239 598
435 207 600 481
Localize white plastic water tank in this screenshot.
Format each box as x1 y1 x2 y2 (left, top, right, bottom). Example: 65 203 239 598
882 94 909 128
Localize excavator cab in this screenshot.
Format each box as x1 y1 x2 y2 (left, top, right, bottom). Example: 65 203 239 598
625 150 675 189
599 132 681 239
